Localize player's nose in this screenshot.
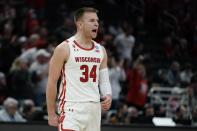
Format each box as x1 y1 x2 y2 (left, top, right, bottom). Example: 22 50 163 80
94 21 99 27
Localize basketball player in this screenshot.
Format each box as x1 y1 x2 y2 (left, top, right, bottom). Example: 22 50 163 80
46 7 112 131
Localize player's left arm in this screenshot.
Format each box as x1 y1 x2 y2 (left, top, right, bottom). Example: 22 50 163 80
99 46 112 111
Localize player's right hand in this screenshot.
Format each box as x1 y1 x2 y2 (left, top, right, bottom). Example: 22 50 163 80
48 113 59 127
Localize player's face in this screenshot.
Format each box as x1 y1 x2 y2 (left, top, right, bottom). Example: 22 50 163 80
80 12 99 39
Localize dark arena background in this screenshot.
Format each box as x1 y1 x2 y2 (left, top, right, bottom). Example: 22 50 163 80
0 0 197 131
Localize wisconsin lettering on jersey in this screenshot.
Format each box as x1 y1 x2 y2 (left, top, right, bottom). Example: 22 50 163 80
75 57 101 63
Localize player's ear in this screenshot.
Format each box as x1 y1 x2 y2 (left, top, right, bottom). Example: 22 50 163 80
76 21 82 29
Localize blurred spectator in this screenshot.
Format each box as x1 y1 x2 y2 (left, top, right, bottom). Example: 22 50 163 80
167 96 180 118
21 99 47 121
24 33 40 49
155 69 169 86
109 56 126 109
8 57 33 99
18 36 28 47
165 61 181 86
126 106 140 124
140 104 155 124
114 23 135 63
34 27 48 48
181 74 197 114
0 72 8 104
108 102 128 124
180 63 193 85
176 38 189 58
29 49 50 106
154 104 166 117
0 21 21 73
0 97 26 122
21 99 36 121
0 5 16 21
173 105 191 125
19 46 38 66
127 55 148 110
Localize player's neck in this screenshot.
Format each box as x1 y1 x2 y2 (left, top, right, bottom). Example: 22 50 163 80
74 32 92 46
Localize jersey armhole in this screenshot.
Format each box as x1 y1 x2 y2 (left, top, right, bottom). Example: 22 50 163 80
63 40 72 65
100 45 105 63
64 39 70 65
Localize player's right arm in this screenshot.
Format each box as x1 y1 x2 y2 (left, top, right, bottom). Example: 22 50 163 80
46 41 69 126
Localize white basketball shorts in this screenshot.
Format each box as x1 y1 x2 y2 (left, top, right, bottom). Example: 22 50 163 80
58 101 101 131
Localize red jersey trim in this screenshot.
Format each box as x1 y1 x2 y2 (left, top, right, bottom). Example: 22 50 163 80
58 69 64 100
73 40 95 51
59 66 66 112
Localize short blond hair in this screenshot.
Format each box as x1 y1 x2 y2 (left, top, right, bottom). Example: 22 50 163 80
74 7 98 22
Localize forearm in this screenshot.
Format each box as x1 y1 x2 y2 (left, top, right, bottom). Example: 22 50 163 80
99 46 112 96
99 68 112 96
46 81 57 114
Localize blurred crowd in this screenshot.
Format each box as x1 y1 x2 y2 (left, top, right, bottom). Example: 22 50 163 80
0 0 197 126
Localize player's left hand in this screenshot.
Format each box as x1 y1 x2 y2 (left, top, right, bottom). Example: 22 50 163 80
101 94 112 111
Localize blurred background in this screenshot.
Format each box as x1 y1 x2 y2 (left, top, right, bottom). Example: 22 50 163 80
0 0 197 129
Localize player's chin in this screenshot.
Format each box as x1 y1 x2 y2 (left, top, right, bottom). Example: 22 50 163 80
91 34 97 39
91 32 97 38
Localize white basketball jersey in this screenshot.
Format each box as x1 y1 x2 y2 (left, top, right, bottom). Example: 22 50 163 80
58 36 104 103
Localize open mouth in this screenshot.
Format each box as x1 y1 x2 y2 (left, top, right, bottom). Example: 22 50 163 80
92 29 97 33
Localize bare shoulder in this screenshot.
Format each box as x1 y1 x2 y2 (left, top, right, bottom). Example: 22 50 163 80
56 40 69 52
53 40 69 61
100 45 108 69
100 45 107 57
